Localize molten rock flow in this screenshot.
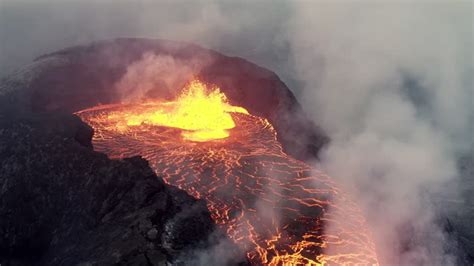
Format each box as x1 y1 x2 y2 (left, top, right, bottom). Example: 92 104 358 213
109 80 249 142
76 83 379 265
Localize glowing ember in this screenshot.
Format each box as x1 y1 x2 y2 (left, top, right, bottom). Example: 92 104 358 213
76 80 379 265
106 80 248 142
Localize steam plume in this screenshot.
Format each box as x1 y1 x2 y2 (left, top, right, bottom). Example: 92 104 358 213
285 2 472 265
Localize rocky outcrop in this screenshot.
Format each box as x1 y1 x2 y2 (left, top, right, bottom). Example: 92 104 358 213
0 106 244 265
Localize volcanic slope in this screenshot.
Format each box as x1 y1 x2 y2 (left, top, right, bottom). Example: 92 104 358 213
77 99 378 265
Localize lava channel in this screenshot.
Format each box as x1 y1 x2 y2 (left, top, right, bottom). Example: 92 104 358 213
76 80 379 265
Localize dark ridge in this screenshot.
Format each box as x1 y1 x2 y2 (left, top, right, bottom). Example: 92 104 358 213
0 108 246 265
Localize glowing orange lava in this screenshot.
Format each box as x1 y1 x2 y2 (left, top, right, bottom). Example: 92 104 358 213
76 80 379 265
105 80 248 142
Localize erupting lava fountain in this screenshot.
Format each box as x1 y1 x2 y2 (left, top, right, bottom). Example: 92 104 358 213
77 79 379 265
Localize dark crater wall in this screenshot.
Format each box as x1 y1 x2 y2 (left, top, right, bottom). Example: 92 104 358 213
0 38 328 161
0 105 245 265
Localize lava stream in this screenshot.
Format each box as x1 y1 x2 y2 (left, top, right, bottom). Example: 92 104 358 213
76 80 379 265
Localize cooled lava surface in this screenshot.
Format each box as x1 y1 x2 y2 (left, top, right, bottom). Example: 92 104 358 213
77 80 378 265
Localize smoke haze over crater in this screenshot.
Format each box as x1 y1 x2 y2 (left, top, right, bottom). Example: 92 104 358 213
1 0 472 265
285 2 473 264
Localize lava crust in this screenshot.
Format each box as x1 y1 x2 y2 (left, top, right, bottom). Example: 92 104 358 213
77 103 379 265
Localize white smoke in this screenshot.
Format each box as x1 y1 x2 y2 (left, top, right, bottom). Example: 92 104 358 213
285 2 472 265
116 53 211 103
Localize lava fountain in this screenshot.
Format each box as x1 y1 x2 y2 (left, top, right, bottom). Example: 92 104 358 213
109 80 249 142
76 80 379 265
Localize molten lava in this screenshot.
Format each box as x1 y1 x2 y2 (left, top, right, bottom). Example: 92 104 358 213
76 80 379 265
106 80 248 142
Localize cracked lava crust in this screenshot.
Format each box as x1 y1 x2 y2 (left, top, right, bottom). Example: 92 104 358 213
76 80 379 265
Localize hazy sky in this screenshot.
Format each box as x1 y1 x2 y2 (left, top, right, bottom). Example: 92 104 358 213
0 1 295 87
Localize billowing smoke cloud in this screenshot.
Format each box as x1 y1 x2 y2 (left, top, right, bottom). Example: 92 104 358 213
116 53 211 102
285 2 473 265
1 0 472 264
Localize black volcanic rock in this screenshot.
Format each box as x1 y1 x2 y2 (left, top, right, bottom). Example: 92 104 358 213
0 38 328 161
0 110 244 265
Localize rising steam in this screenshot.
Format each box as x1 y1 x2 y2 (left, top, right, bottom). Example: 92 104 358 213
287 2 472 147
285 2 472 265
